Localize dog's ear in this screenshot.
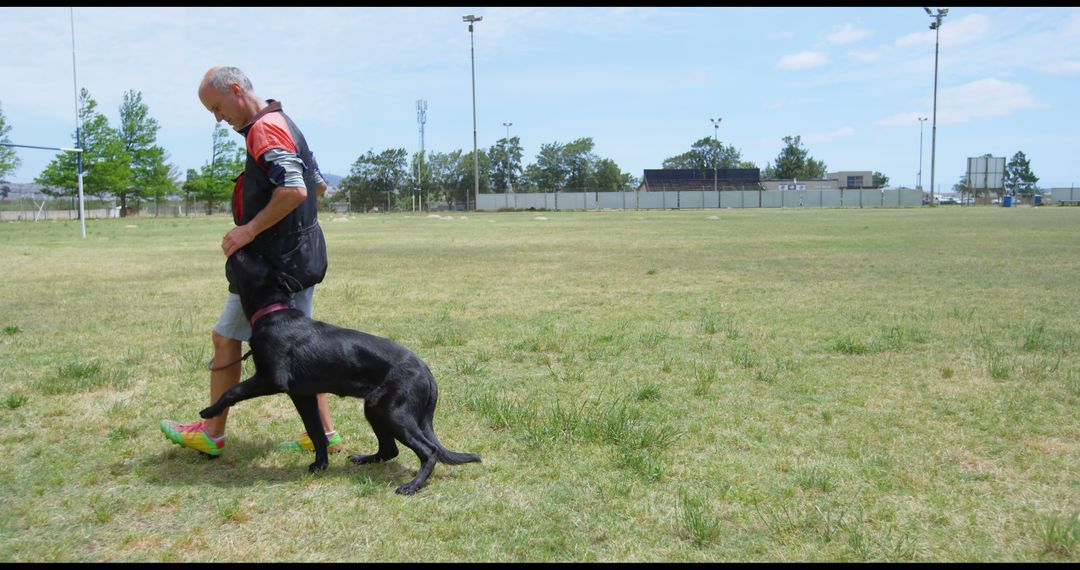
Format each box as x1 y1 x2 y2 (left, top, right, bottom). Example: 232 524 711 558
276 272 305 294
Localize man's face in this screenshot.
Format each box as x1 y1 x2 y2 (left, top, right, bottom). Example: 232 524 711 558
198 82 247 131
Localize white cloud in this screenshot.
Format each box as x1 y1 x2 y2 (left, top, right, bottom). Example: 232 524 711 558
875 112 931 128
803 127 856 144
1035 59 1080 75
876 78 1037 126
776 51 829 70
826 23 869 45
847 49 881 63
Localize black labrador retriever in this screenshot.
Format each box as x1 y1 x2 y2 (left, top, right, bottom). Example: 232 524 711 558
199 248 480 494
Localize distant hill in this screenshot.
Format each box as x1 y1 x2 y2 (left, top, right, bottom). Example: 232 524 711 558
324 173 343 187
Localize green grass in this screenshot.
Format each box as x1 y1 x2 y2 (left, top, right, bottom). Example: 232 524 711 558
0 207 1078 561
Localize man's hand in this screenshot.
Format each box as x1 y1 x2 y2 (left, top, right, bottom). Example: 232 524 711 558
222 224 257 257
222 186 307 257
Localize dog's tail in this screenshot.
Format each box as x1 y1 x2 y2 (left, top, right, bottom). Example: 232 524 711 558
435 446 482 465
423 368 481 465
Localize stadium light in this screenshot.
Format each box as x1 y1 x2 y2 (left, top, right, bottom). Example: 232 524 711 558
917 117 927 191
925 7 948 206
463 14 482 210
70 7 85 237
503 121 512 193
709 118 722 194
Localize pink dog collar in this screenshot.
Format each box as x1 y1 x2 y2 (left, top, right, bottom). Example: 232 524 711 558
250 303 291 325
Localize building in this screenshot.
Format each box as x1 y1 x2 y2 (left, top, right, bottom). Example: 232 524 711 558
758 170 876 192
637 168 879 195
759 178 839 192
637 168 763 192
827 171 876 189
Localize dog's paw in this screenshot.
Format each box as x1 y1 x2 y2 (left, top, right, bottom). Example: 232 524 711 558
395 482 421 495
349 453 385 465
308 461 329 473
198 407 216 419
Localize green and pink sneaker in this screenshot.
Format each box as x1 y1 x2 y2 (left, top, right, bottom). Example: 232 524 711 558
160 419 225 457
279 431 343 454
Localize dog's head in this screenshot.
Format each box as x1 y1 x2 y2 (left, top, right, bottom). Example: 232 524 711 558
226 248 304 319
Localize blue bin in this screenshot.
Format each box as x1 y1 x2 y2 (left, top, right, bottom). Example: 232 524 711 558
1034 195 1043 206
1002 195 1013 208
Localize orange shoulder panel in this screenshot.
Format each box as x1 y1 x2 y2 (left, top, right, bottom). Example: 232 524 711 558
246 113 297 161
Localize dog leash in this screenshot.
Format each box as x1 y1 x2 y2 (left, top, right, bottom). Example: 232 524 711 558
207 348 253 371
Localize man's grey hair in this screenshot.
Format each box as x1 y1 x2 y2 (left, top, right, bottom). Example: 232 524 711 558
207 66 254 93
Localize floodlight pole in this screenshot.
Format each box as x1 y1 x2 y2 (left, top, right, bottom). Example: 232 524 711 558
503 121 512 193
917 117 927 191
464 14 482 211
710 118 722 194
71 7 85 238
926 7 947 208
417 99 427 211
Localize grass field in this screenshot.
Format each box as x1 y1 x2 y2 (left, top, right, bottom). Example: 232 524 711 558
1 207 1078 561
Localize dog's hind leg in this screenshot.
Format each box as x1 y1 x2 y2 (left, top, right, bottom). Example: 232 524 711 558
418 375 481 466
391 424 440 495
288 393 329 473
348 403 399 465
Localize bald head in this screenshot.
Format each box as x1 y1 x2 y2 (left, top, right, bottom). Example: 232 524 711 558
198 66 263 131
201 66 254 94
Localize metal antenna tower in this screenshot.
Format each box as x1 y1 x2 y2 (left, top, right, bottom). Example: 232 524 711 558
416 99 427 210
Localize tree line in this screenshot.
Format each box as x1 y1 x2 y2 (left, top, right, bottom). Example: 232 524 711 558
0 94 1047 215
336 136 641 211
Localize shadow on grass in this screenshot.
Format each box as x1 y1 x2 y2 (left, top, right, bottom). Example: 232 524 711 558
135 437 414 489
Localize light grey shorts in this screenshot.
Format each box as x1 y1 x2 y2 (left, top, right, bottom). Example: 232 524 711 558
213 286 314 342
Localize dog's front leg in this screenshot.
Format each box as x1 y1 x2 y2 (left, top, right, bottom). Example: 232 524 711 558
289 393 329 473
199 374 280 419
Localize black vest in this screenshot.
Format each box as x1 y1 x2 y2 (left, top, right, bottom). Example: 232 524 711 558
230 102 327 293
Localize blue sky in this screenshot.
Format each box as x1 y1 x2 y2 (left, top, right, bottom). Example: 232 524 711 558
2 6 1079 191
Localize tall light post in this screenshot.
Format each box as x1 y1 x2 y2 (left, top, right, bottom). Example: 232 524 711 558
463 14 482 211
709 117 722 193
925 7 947 206
917 116 927 191
502 121 512 193
417 99 427 210
71 7 86 237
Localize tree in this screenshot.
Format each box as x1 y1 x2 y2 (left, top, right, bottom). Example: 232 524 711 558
953 174 972 199
872 171 889 188
592 158 635 192
521 137 602 193
179 124 243 215
424 150 462 205
562 137 597 192
531 141 569 192
517 162 543 193
487 136 523 194
36 88 132 209
1005 151 1039 197
662 137 745 176
454 149 491 207
762 135 827 180
181 167 209 213
0 102 21 185
117 90 175 216
339 148 409 212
